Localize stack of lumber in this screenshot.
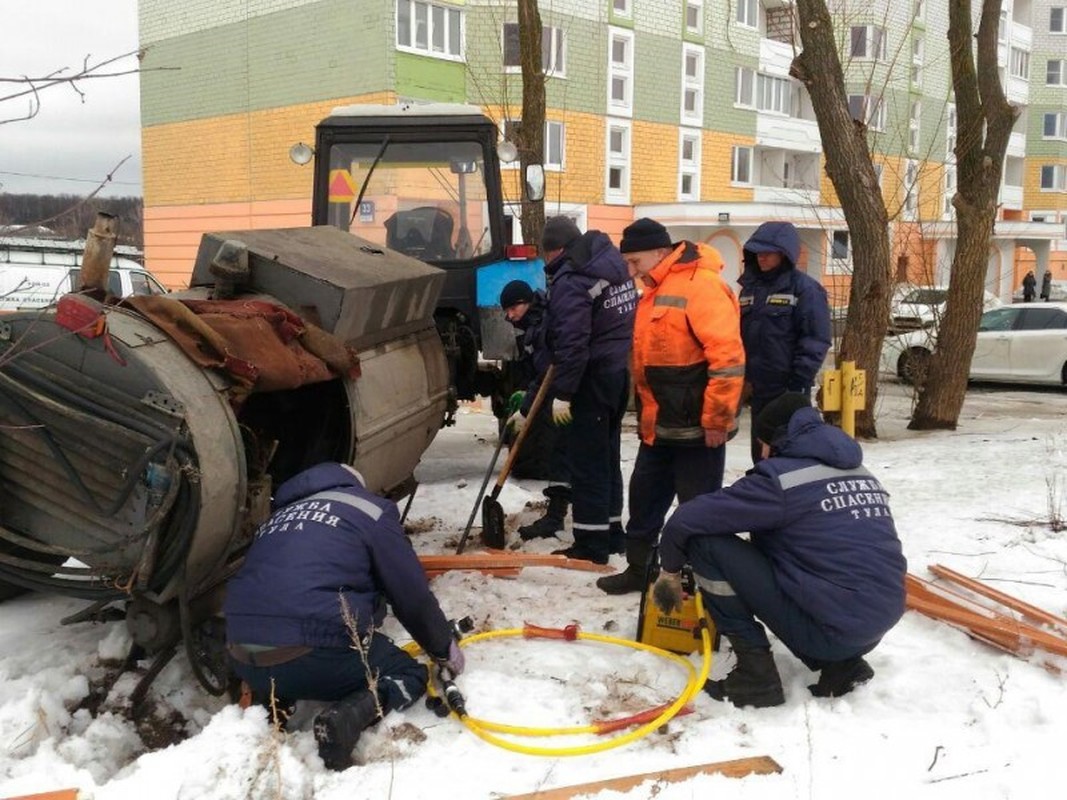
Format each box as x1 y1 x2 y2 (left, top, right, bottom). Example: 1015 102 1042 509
906 564 1067 670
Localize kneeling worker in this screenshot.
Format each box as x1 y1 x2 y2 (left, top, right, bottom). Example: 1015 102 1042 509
653 394 906 707
224 462 464 770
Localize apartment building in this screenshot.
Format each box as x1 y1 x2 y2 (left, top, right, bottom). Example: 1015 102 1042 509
138 0 1066 300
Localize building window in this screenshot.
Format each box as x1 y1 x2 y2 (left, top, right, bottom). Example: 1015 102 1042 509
998 10 1008 44
848 94 886 132
1051 7 1065 33
608 28 634 116
678 129 701 201
735 67 755 107
911 36 924 86
1044 112 1067 139
503 24 565 76
732 146 752 185
1010 47 1030 79
909 100 922 152
681 44 704 125
613 0 632 16
943 166 956 218
686 0 704 35
831 230 850 260
545 121 565 170
946 103 957 159
736 0 758 28
904 160 919 217
1048 59 1067 85
396 1 463 59
757 74 792 114
850 26 887 61
914 0 925 22
606 120 631 204
1041 165 1066 191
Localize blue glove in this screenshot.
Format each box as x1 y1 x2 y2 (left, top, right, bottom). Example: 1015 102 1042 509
551 398 572 426
435 640 465 677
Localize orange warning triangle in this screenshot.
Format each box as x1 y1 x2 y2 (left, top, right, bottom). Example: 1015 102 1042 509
328 169 355 202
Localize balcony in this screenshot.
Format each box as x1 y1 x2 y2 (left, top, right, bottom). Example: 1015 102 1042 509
1007 131 1028 158
999 184 1024 210
756 114 821 152
760 37 794 76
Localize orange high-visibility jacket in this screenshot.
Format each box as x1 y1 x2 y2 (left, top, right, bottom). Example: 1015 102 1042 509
632 241 745 446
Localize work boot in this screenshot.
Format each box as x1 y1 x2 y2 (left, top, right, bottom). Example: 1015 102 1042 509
519 492 568 541
704 638 785 708
313 689 381 771
809 657 874 698
595 538 651 595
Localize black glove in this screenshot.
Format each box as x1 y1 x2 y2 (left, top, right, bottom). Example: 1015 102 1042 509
652 571 684 615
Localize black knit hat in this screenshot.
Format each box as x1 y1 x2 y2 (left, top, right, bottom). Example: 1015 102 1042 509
620 217 672 253
541 216 581 251
499 280 534 309
754 393 815 446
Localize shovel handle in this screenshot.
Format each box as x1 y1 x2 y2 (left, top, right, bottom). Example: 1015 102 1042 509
491 364 556 494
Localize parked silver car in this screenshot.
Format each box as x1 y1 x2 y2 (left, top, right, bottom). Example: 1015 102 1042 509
881 303 1067 386
888 284 1001 334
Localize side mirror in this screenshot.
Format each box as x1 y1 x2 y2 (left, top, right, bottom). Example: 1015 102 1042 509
525 164 545 202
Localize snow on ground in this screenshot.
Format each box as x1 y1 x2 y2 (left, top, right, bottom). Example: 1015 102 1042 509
1 382 1066 799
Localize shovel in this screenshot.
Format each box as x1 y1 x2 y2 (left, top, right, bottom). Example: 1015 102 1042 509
455 428 507 555
479 364 556 550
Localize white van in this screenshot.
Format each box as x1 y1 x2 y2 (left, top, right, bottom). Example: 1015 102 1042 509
0 237 167 312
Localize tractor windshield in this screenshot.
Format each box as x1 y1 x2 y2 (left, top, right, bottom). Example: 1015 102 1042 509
324 139 493 263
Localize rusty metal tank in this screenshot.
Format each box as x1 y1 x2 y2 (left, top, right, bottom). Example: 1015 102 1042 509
0 227 449 629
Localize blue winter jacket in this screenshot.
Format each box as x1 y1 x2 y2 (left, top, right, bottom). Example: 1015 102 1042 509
660 408 906 643
543 230 636 401
223 463 453 658
738 222 832 399
513 290 552 402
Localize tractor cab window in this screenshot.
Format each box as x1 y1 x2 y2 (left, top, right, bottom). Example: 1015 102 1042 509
324 139 493 262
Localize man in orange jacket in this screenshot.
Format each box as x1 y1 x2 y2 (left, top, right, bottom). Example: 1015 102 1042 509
597 218 745 594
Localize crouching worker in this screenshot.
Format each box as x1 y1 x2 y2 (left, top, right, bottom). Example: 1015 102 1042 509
223 462 463 770
652 395 906 707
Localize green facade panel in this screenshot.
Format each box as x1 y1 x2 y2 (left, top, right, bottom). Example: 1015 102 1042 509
141 0 392 126
704 52 757 137
395 53 467 102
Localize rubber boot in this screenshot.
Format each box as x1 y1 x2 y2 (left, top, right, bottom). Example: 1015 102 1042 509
704 638 786 708
809 656 874 698
595 538 651 595
313 689 381 771
519 492 568 541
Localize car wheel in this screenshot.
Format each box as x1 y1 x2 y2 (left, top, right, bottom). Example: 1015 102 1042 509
899 347 931 387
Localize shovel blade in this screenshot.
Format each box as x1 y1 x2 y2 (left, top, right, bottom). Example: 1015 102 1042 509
480 497 507 549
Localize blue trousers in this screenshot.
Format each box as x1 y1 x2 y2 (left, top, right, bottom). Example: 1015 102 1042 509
231 632 427 713
567 367 628 559
625 442 725 543
687 534 880 669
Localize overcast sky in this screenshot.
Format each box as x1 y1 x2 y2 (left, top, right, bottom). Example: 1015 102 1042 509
0 0 142 198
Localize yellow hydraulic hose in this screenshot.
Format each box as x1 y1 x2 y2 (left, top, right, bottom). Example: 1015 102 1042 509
412 592 714 756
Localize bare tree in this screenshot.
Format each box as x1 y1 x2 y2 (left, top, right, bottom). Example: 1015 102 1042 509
515 0 546 247
910 0 1016 429
791 0 892 438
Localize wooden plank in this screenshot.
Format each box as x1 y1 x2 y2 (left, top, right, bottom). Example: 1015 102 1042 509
419 552 613 574
929 564 1067 636
504 756 782 799
2 790 82 800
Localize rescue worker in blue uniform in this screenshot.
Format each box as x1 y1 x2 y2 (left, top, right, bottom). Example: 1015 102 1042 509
514 216 635 563
224 462 464 771
738 221 832 464
652 394 906 708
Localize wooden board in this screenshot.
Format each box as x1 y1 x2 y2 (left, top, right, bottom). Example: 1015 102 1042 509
419 551 614 574
2 790 82 800
504 755 782 799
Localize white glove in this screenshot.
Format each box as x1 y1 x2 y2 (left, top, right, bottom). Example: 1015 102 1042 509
551 398 573 426
507 410 527 434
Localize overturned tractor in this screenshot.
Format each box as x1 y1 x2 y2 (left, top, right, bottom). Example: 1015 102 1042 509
0 222 449 700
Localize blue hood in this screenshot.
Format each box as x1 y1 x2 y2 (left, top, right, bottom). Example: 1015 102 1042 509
773 407 863 469
742 222 801 276
273 462 363 510
549 230 630 285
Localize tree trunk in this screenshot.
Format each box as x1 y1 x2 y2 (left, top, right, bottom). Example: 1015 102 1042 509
792 0 891 438
516 0 545 247
910 0 1016 429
